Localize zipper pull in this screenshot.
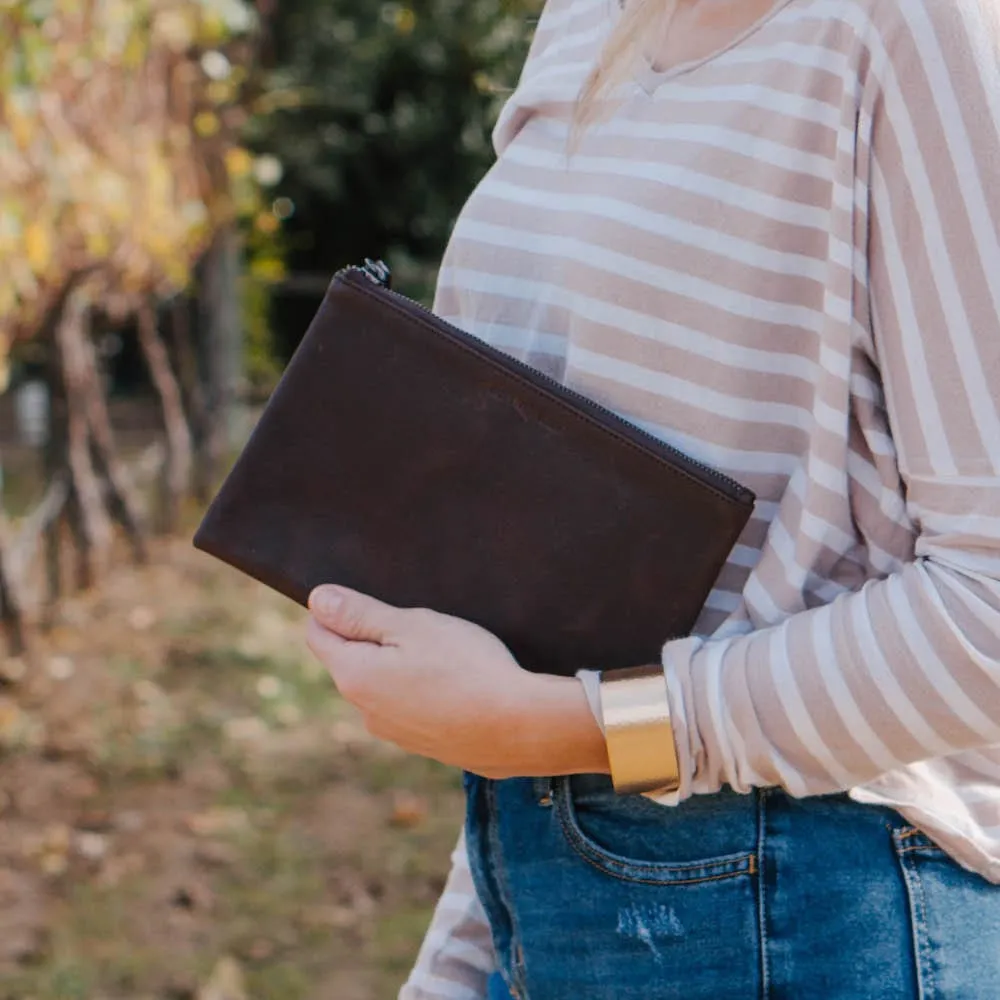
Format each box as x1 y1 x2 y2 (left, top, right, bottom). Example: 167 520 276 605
360 258 392 289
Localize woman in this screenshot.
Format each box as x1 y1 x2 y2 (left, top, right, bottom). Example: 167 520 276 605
305 0 1000 995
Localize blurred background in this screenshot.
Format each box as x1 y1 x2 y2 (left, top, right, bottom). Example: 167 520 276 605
0 2 537 997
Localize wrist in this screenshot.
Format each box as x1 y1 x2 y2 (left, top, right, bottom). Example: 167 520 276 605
507 672 610 777
600 665 680 795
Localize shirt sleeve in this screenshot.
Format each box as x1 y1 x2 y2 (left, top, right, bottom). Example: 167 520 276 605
398 828 496 1000
660 0 1000 801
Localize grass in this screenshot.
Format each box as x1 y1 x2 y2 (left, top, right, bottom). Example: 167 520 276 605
0 536 466 1000
372 905 442 982
5 879 166 1000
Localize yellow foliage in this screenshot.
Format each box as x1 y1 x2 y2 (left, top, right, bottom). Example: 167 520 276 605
197 12 228 46
225 146 253 179
254 211 279 235
193 110 221 137
85 228 112 258
122 32 148 69
23 224 52 274
395 7 417 34
249 257 285 283
206 80 235 105
164 257 192 288
153 7 196 52
0 0 260 345
6 107 36 151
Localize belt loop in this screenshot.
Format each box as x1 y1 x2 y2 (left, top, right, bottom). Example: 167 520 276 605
532 775 553 807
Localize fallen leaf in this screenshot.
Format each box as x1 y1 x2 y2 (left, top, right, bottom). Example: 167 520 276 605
76 808 113 831
193 841 239 869
39 850 69 877
46 656 75 681
197 955 247 1000
0 657 26 683
24 824 71 877
42 823 71 852
185 807 249 838
301 903 358 930
389 790 428 829
255 675 281 699
74 831 109 861
0 697 41 749
246 937 275 961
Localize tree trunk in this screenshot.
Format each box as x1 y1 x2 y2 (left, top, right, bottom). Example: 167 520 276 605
53 292 114 588
170 294 212 501
198 223 244 496
45 326 67 610
61 299 148 563
39 274 100 614
66 387 110 591
0 511 26 657
137 299 192 532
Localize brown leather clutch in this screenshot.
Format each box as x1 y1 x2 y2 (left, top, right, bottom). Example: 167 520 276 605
193 261 755 676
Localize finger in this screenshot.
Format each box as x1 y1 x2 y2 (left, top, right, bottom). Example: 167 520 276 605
305 618 376 693
308 585 403 645
305 615 348 662
305 616 388 666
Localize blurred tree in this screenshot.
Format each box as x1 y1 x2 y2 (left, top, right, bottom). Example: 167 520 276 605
246 0 539 354
0 0 541 652
0 0 267 649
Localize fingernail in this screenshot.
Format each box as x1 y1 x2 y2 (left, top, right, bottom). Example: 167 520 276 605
311 586 342 617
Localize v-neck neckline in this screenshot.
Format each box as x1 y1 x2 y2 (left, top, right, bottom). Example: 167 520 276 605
632 0 798 94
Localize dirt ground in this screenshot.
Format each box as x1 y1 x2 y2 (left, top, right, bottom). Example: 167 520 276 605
0 526 465 1000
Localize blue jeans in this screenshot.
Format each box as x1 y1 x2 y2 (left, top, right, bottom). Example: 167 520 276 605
465 773 1000 999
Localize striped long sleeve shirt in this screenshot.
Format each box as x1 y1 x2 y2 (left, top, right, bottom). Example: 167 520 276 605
401 0 1000 995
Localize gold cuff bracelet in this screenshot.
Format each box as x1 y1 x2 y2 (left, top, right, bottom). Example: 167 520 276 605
599 665 681 796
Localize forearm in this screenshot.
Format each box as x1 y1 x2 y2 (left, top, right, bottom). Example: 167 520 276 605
664 548 1000 801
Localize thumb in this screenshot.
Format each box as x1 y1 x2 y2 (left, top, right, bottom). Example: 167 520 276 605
308 585 399 645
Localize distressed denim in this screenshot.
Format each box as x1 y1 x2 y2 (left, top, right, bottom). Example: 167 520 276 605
465 772 1000 999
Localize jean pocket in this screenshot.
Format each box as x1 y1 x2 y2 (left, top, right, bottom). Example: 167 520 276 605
553 774 756 886
892 825 1000 998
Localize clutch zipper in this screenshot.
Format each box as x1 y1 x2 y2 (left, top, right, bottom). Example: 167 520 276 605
336 259 755 506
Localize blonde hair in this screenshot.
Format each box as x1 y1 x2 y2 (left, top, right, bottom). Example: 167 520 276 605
571 0 677 143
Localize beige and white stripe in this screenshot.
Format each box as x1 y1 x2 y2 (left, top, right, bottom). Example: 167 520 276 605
401 0 1000 995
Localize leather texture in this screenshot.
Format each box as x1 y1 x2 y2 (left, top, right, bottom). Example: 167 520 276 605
193 268 755 676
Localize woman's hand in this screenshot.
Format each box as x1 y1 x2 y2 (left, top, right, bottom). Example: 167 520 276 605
305 584 609 779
